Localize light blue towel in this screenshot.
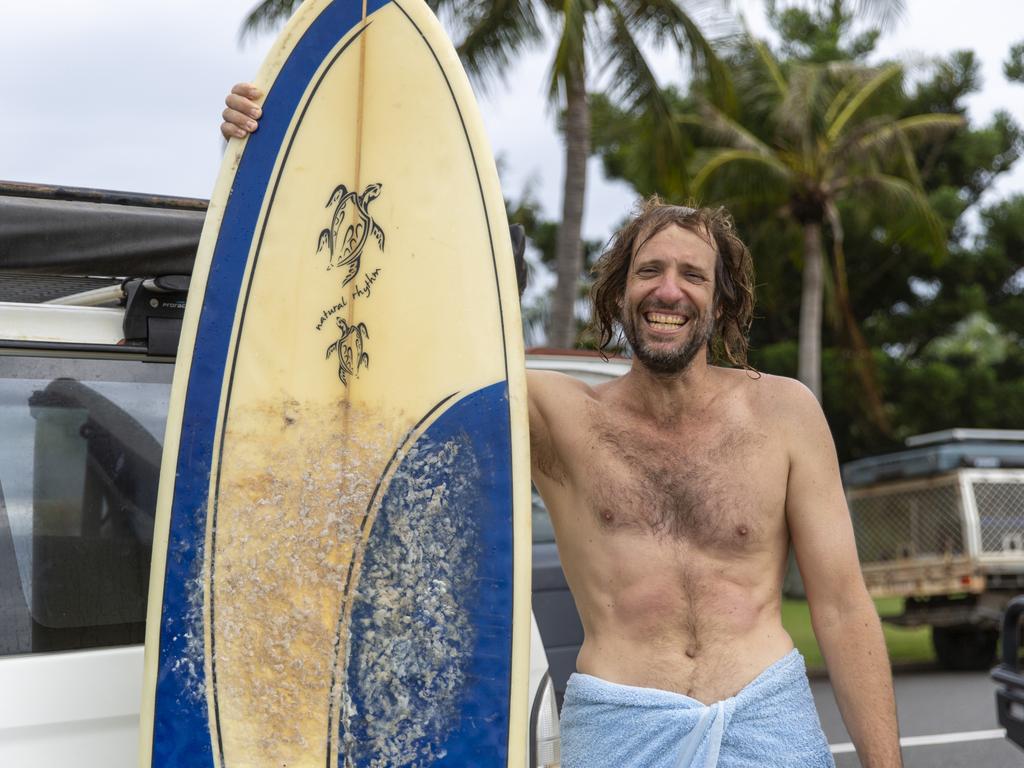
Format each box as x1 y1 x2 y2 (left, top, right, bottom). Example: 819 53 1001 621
561 649 835 768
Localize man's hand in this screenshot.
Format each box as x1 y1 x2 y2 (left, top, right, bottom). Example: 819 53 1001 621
221 83 263 140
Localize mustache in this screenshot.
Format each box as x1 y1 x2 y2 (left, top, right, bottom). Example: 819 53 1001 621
637 300 696 317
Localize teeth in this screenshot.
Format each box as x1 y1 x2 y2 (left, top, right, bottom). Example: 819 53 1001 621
646 312 685 326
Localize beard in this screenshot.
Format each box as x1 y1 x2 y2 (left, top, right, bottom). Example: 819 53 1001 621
621 302 715 375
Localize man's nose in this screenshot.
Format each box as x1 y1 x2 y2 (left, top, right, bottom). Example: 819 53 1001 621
652 273 685 302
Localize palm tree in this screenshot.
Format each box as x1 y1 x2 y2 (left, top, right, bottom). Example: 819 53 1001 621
241 0 729 348
691 40 963 424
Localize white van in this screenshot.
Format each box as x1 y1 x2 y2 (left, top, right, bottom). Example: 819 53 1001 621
0 182 562 767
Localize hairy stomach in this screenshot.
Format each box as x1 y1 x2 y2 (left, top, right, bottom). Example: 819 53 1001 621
568 544 794 703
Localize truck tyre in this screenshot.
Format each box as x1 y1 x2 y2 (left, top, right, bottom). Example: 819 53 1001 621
932 625 998 671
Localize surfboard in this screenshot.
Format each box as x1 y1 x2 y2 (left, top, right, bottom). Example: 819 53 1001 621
138 1 530 765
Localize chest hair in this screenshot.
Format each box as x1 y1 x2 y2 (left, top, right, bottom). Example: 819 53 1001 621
585 410 767 549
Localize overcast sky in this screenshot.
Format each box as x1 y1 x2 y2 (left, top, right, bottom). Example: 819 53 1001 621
2 0 1021 245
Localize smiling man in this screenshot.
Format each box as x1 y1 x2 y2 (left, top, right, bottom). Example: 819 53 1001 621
220 93 900 766
525 199 901 768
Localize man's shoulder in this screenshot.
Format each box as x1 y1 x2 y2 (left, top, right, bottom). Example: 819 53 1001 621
731 370 835 464
717 368 820 418
526 367 591 390
526 368 594 408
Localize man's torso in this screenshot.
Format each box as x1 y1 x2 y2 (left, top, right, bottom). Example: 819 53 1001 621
529 366 798 703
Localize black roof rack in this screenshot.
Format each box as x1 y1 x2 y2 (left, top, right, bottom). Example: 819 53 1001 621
0 180 208 211
0 181 207 278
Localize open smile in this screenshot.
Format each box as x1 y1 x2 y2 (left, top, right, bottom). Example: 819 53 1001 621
643 311 689 333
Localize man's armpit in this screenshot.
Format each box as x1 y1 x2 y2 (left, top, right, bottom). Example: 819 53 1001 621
530 424 567 484
526 370 573 484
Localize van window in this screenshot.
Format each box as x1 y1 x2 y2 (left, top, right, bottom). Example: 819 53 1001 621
0 355 172 656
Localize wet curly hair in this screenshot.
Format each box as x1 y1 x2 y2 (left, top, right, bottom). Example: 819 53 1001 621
589 196 755 367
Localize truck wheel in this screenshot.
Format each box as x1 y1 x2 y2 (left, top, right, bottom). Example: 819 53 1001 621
932 625 998 671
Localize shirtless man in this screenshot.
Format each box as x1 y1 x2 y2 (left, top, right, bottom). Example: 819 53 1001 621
222 85 901 767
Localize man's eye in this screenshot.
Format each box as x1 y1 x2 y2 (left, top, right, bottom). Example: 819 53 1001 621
687 273 707 283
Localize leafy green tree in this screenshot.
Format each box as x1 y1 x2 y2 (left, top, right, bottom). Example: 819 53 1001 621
924 312 1016 367
589 3 1024 457
764 0 895 63
744 61 1022 458
241 0 728 349
821 189 1024 459
690 45 963 420
1006 40 1024 84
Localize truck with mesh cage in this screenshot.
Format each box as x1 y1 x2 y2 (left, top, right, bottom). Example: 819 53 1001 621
843 429 1024 671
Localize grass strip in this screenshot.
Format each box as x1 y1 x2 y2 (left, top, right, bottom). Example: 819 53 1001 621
781 597 934 671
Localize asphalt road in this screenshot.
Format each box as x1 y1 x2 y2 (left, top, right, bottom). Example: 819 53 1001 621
810 668 1024 767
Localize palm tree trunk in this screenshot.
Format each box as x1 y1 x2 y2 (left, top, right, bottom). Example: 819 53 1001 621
825 203 891 433
548 66 589 349
799 221 824 401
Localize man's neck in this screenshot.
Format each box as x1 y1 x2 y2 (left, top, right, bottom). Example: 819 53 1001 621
620 352 716 425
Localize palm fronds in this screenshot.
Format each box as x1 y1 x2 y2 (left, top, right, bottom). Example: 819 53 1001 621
697 100 779 157
448 0 545 91
545 0 589 104
692 148 793 194
613 0 736 111
847 114 965 160
825 63 902 141
843 173 949 255
240 0 300 41
751 35 788 101
850 0 906 26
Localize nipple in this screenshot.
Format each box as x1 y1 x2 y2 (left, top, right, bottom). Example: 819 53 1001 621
736 524 749 537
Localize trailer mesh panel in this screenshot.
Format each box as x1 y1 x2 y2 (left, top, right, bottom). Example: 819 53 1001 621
849 478 964 563
974 480 1024 554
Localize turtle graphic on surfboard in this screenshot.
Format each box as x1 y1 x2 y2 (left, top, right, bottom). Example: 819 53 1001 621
326 316 369 386
316 182 385 287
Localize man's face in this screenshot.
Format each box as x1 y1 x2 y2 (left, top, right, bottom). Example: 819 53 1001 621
620 224 717 375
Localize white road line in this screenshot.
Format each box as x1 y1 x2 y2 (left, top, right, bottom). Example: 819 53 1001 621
829 728 1007 754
